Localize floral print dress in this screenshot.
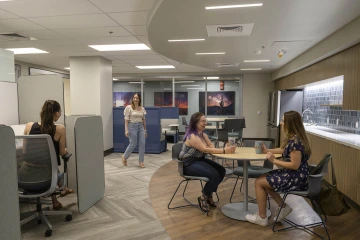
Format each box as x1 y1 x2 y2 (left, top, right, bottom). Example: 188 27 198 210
266 136 310 192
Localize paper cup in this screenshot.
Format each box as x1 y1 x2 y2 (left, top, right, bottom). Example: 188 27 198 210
255 141 263 154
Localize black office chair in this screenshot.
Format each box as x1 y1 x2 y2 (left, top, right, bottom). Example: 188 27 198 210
272 153 332 240
17 135 72 237
168 143 219 216
230 140 272 206
224 118 246 146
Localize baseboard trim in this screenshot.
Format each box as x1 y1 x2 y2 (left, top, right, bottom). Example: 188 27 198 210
104 148 114 157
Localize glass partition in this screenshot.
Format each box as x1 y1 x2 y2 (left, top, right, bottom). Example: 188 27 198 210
112 80 142 107
142 81 173 107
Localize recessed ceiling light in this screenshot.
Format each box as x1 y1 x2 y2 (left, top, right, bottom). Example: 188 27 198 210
136 65 175 69
64 67 70 70
206 3 263 10
89 44 150 51
196 52 225 55
113 78 118 80
6 48 48 54
181 85 200 87
174 81 195 83
168 39 205 42
187 88 204 90
203 77 219 79
241 68 262 70
244 60 270 62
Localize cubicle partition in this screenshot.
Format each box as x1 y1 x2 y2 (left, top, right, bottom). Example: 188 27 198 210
113 107 166 153
66 115 105 213
0 125 21 240
0 82 19 125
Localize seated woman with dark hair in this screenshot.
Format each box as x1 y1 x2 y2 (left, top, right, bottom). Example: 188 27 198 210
21 100 73 210
179 112 236 213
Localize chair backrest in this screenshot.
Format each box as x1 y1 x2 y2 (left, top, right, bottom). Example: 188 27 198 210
16 135 58 197
238 140 272 167
307 153 331 197
224 118 246 132
217 129 228 142
181 117 188 126
172 143 185 177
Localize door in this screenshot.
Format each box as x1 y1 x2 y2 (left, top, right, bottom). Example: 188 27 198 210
267 92 273 124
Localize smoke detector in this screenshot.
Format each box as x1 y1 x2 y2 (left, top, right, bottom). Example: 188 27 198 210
0 32 37 41
215 63 240 68
206 23 253 37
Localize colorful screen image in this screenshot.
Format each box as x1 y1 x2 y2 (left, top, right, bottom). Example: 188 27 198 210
199 91 235 115
113 92 140 107
154 92 188 115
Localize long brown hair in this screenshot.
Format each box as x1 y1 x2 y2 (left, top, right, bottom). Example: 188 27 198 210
131 93 141 110
183 112 204 141
281 111 311 155
40 100 61 135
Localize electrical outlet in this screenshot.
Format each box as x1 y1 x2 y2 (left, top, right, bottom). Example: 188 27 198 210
336 119 339 125
356 121 359 128
327 117 329 124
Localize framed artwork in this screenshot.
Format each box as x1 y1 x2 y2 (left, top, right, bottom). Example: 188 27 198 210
154 92 188 115
199 91 235 115
113 92 140 107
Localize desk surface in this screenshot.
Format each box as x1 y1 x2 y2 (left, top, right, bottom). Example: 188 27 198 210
212 147 281 161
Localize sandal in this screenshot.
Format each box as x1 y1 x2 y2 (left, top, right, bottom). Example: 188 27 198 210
53 202 62 210
207 198 218 208
60 188 74 197
139 162 145 168
197 196 209 213
122 155 127 166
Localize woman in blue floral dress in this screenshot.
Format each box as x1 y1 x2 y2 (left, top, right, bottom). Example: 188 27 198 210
246 111 312 226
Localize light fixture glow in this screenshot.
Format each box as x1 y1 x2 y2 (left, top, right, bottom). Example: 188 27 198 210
174 81 195 83
136 65 175 69
203 77 219 80
168 39 205 42
128 82 142 84
244 60 270 62
64 67 70 70
181 85 200 87
206 3 263 10
196 52 225 55
6 48 48 54
187 88 204 90
89 44 150 51
240 68 262 70
113 78 118 80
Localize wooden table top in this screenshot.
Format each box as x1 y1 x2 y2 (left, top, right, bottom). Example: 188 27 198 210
212 147 282 161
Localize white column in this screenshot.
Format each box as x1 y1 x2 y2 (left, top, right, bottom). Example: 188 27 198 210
70 56 113 150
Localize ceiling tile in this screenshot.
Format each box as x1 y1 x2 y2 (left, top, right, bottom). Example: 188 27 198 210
90 0 156 13
0 19 45 31
0 41 26 48
76 36 141 45
29 14 119 29
0 8 19 19
114 54 163 60
54 27 131 38
113 66 139 73
109 11 149 26
123 25 147 35
0 0 101 18
136 35 149 44
15 39 82 48
19 29 67 40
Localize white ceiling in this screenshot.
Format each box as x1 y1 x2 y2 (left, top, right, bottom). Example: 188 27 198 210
0 0 212 74
148 0 360 74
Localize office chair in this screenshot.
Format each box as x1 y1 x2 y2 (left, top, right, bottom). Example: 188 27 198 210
224 118 246 146
17 135 72 237
230 140 272 207
273 153 332 240
168 143 219 216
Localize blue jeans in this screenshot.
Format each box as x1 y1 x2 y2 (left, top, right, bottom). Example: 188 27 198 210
124 122 145 162
183 157 225 197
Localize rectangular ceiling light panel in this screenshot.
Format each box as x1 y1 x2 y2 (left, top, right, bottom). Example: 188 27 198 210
6 48 48 54
136 65 175 69
89 44 150 51
206 3 263 10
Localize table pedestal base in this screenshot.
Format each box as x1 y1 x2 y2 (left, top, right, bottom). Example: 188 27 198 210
221 202 271 221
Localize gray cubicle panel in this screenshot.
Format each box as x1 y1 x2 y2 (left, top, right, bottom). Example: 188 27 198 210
0 125 21 240
18 75 65 125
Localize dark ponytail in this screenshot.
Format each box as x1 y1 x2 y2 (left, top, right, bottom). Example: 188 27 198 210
40 100 61 135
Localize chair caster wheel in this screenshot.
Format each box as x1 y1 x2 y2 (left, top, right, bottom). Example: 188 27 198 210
37 219 42 224
65 215 72 222
45 229 52 237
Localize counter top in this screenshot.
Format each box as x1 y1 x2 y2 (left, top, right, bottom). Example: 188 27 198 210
305 125 360 150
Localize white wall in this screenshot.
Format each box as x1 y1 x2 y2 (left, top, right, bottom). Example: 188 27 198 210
63 78 71 116
0 82 18 125
242 74 274 138
0 49 15 83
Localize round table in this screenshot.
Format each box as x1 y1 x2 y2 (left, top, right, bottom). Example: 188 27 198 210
212 147 281 221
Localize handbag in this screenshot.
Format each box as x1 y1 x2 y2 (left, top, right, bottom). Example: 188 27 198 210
312 157 350 216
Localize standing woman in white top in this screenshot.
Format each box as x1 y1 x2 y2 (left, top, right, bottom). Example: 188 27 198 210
122 93 147 168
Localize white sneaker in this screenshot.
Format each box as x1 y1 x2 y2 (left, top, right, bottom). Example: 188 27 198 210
245 212 268 226
273 204 293 222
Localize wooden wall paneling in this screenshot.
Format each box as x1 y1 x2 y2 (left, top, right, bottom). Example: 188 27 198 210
324 50 345 80
311 61 325 82
343 45 360 110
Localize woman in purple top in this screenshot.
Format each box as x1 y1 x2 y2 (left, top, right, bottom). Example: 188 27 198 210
246 111 312 226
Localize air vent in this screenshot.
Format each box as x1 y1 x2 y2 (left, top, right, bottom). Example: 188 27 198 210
216 63 239 68
0 32 36 41
206 23 253 37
